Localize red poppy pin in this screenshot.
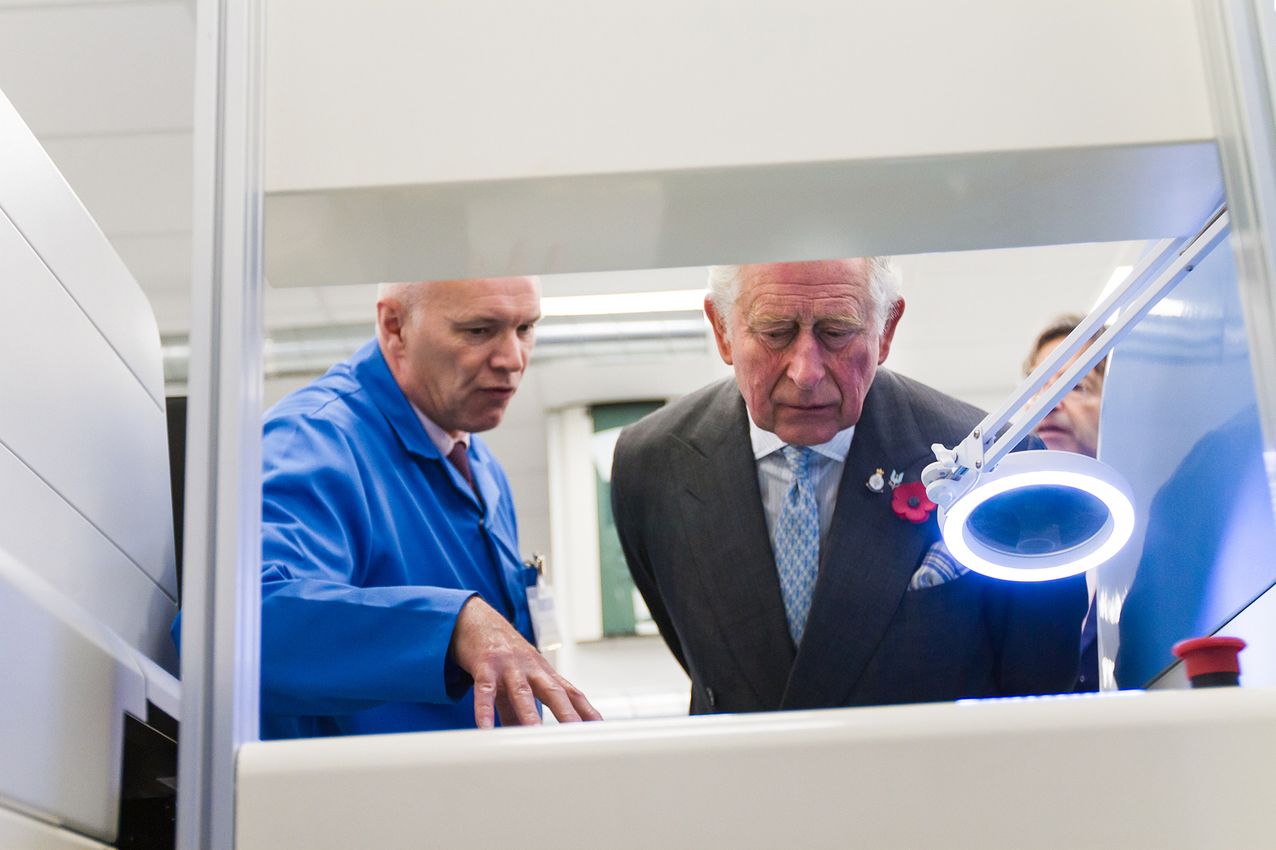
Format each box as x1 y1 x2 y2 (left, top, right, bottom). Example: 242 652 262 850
891 480 937 524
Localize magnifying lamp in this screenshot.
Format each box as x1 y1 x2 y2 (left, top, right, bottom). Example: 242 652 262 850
922 205 1232 582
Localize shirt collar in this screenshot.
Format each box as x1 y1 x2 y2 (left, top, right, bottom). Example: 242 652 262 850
747 413 854 462
410 402 469 458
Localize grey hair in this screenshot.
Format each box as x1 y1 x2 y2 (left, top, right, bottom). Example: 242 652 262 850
377 277 543 317
706 257 903 338
377 281 431 315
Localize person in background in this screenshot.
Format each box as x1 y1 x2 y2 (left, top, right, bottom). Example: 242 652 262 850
1024 314 1105 458
248 276 600 738
1024 314 1106 691
611 258 1086 716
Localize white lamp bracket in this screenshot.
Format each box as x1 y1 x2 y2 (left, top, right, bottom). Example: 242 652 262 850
925 204 1230 511
920 204 1231 581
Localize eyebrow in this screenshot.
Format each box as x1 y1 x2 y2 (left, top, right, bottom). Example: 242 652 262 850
449 311 543 325
748 311 866 328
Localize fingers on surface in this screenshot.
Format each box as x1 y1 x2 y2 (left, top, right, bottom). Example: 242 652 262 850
502 667 543 726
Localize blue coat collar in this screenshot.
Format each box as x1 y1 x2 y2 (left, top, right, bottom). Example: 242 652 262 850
350 339 445 464
350 339 502 515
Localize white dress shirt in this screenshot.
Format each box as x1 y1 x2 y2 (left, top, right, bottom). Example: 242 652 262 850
411 403 469 458
749 416 855 559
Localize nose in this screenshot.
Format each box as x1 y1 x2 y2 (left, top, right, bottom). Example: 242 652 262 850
1030 381 1067 415
786 328 826 390
489 329 528 373
1048 385 1076 414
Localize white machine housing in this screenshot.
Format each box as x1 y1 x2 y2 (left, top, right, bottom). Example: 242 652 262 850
0 88 179 846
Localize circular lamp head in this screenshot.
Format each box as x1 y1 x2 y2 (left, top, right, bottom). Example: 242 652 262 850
938 450 1135 582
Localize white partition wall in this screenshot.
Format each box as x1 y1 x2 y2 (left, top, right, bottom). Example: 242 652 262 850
263 0 1218 287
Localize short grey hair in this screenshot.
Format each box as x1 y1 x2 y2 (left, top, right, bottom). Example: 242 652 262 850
706 258 902 338
377 277 543 317
377 281 431 316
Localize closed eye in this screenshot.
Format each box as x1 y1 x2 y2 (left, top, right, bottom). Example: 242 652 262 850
819 328 855 346
753 324 796 347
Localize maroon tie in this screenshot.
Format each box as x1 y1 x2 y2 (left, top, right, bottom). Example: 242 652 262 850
447 441 475 491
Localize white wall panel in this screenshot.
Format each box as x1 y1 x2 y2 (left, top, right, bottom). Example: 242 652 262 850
266 0 1211 191
263 0 1219 287
265 143 1222 287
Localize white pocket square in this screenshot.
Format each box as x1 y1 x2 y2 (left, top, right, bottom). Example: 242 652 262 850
908 540 969 590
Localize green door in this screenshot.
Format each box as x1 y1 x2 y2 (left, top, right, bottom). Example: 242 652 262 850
593 401 663 637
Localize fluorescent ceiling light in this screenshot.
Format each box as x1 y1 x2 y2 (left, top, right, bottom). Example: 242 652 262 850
1093 265 1134 325
540 289 707 317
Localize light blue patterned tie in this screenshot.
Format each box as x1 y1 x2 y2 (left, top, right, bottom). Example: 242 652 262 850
776 445 819 645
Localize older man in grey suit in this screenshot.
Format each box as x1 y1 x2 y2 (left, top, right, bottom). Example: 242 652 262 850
611 258 1086 714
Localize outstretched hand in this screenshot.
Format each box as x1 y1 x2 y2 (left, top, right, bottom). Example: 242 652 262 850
450 596 602 729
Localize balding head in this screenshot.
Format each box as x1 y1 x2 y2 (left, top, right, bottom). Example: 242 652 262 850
376 276 541 436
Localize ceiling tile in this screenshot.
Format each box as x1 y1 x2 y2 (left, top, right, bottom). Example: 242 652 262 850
110 231 191 292
43 131 192 234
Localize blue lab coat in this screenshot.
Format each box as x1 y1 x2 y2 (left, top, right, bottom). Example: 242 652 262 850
256 339 535 738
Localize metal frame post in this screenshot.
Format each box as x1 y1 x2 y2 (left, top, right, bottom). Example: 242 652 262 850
176 0 263 847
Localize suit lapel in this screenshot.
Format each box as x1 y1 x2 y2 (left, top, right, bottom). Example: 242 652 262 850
678 382 794 707
782 371 938 709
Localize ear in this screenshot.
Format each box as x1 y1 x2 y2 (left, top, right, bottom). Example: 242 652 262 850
704 295 734 365
876 298 905 365
376 297 408 361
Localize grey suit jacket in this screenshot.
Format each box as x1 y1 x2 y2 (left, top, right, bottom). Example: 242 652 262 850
611 370 1087 714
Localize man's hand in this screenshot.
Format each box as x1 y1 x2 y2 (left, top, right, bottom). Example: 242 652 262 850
450 597 602 729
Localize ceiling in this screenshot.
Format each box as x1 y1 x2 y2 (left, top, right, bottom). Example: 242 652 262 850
0 0 1154 404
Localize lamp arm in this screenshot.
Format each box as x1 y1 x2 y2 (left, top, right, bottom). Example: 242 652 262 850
924 205 1231 507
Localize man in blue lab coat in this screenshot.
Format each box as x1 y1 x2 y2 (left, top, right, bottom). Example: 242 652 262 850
256 276 599 738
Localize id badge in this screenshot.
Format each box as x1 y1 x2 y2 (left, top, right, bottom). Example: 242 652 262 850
523 554 563 652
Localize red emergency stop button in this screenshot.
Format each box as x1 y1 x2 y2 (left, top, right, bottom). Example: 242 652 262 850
1172 636 1247 687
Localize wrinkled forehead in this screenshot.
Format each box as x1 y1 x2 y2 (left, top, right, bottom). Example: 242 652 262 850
737 259 872 320
420 276 540 314
425 275 539 301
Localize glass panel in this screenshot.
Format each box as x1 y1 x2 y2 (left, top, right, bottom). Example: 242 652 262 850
1099 235 1276 687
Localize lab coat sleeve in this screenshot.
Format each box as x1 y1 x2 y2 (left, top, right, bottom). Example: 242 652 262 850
259 417 475 717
